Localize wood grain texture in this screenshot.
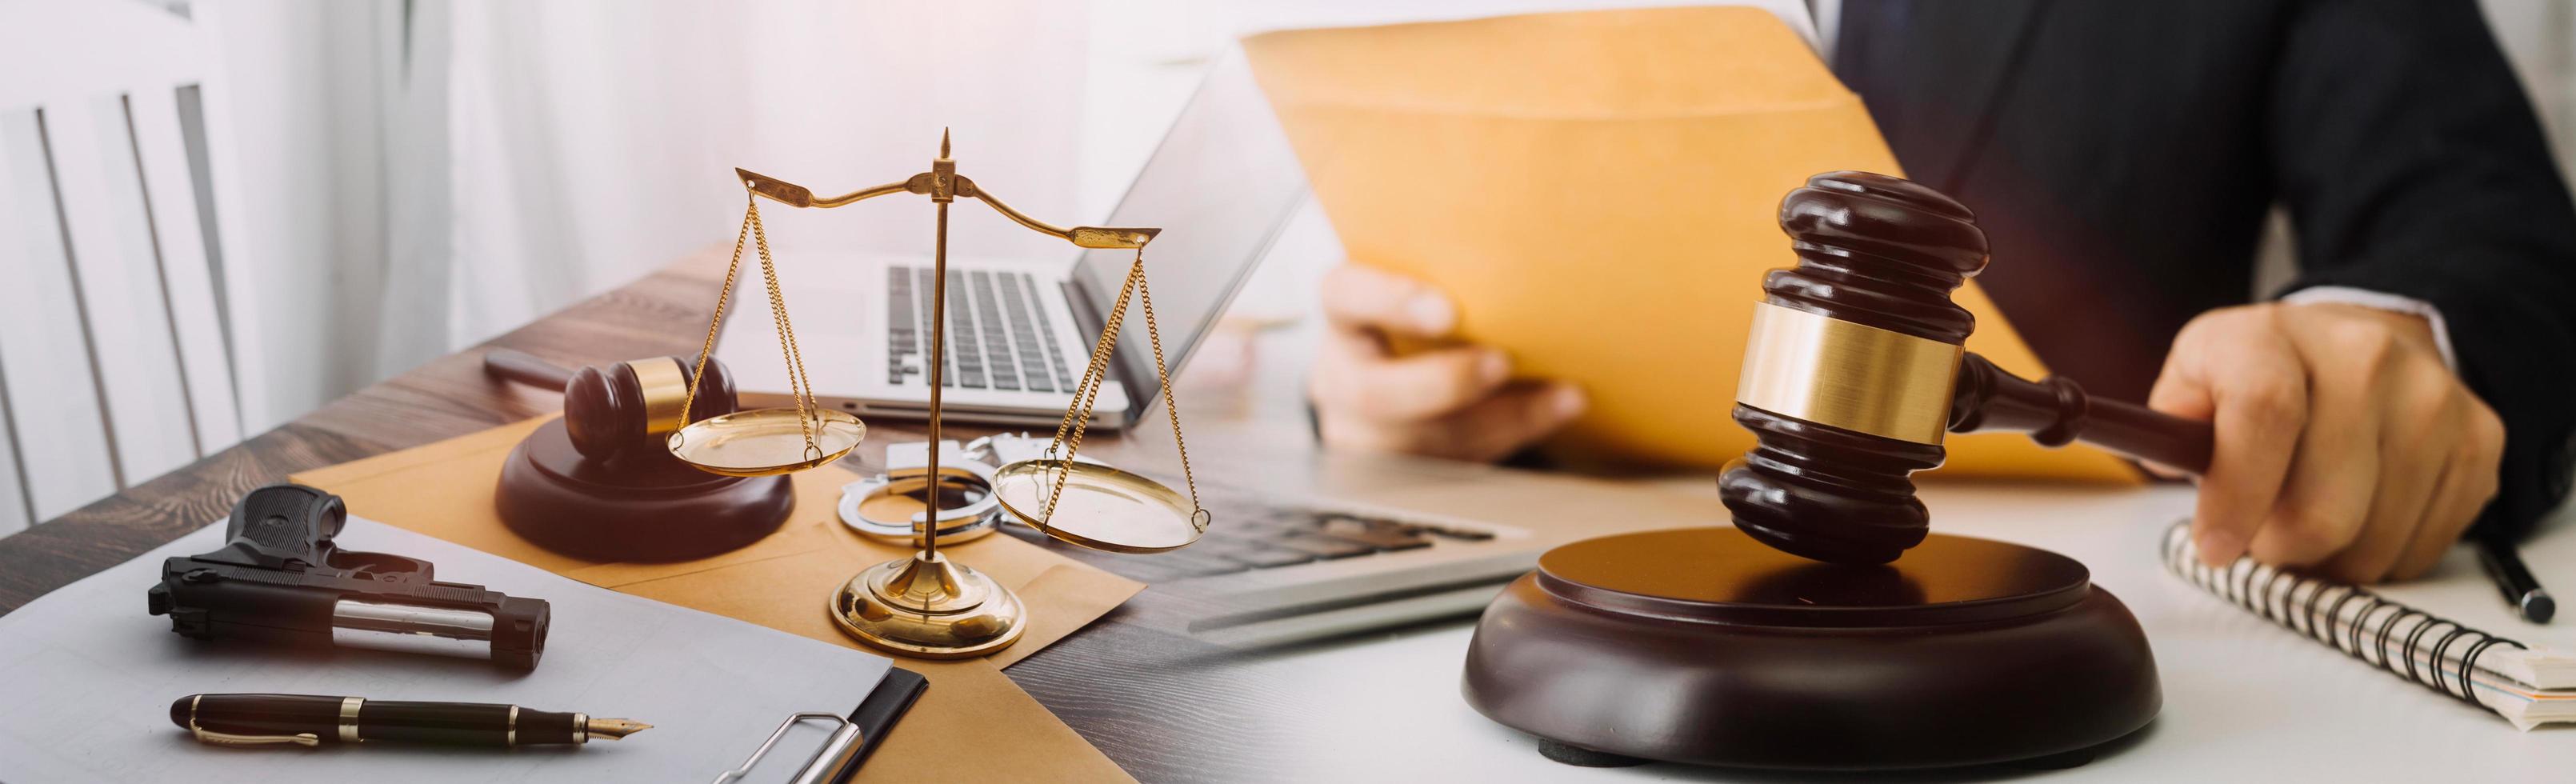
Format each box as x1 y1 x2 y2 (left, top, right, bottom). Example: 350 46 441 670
0 249 1262 782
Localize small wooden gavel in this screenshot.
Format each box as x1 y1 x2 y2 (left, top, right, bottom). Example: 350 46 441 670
483 348 740 461
1721 172 2216 566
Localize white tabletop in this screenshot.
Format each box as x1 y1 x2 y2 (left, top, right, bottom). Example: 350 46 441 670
1238 480 2574 782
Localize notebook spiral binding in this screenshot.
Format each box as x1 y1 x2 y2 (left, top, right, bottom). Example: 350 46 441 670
2158 522 2526 710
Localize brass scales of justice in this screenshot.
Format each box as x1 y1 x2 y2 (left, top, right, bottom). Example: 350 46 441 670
661 131 1210 658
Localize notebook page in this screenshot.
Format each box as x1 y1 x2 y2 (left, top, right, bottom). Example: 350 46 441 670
0 518 890 782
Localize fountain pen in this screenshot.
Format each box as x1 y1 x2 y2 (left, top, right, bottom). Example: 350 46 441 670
170 693 650 748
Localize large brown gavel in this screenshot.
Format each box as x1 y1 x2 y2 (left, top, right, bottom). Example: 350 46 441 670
1720 172 2216 566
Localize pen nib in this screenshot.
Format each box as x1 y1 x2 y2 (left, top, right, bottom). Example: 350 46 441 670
586 718 652 740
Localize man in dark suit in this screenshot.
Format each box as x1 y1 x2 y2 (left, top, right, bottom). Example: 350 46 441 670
1307 0 2576 583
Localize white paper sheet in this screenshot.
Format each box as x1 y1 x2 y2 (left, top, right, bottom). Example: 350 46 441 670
0 518 890 783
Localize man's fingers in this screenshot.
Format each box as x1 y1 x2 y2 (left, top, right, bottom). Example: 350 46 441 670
2390 407 2505 580
1432 383 1588 462
2319 414 2442 582
2249 322 2392 566
1307 326 1387 414
1314 382 1583 461
1315 346 1513 422
2389 462 2487 581
1319 264 1456 338
2162 310 2307 566
2146 354 2218 422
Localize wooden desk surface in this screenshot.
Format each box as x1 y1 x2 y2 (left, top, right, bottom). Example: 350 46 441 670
0 250 1278 782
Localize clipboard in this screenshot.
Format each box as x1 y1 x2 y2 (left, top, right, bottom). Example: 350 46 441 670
714 667 930 784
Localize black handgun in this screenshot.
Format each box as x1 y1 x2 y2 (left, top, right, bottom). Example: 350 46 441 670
146 483 550 670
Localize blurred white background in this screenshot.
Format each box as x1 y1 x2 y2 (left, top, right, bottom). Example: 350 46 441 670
192 0 1842 432
1 0 2571 530
190 0 2576 435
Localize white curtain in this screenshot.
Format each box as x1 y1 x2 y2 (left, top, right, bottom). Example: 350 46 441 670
425 0 1090 361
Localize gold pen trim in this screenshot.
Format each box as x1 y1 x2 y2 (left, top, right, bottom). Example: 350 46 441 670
191 727 321 747
507 705 518 746
186 695 322 748
338 697 363 743
573 712 588 745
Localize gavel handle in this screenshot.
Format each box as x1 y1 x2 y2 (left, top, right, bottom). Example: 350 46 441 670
1948 352 2215 474
484 348 575 392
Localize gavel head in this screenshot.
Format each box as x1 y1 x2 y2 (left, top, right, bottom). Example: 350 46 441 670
563 357 740 460
1718 171 1988 565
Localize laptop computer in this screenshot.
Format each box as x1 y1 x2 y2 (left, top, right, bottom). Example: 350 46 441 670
717 54 1309 429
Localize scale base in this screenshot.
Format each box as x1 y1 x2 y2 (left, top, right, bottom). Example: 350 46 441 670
495 418 794 562
830 552 1026 659
1462 526 2159 770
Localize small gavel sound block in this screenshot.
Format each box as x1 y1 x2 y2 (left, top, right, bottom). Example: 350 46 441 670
1462 173 2165 770
484 349 792 562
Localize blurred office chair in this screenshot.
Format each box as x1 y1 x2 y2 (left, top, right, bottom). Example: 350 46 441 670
0 0 250 533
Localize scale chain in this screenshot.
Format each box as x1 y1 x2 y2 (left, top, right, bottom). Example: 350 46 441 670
1034 249 1208 532
746 198 823 460
674 196 758 442
1034 256 1138 530
675 194 826 461
1131 255 1208 531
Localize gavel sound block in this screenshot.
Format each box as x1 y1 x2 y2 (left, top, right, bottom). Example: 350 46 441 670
1464 173 2196 770
485 349 794 562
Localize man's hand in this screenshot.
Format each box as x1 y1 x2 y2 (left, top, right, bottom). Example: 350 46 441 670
2148 302 2503 582
1310 264 1586 462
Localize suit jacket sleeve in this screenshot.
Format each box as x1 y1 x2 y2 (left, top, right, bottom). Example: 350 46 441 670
2269 0 2576 540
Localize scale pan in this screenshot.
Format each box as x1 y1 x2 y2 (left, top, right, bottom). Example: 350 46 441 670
990 459 1203 553
668 408 866 477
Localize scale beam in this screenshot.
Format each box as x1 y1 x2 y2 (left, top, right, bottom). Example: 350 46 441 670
735 168 1161 249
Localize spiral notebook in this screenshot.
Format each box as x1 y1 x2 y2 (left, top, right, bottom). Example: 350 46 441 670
2161 521 2576 730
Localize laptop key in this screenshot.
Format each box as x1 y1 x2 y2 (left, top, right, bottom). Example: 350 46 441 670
1158 550 1254 578
1270 533 1377 559
1090 555 1203 586
1314 516 1434 551
1209 544 1321 569
1408 523 1495 542
1214 522 1299 545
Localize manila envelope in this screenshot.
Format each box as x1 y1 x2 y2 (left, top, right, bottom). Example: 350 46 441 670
1243 7 2140 482
291 417 1141 783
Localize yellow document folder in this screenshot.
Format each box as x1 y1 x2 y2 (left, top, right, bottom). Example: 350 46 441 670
1243 7 2138 482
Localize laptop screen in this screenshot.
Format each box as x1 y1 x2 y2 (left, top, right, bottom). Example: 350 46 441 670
1068 51 1310 410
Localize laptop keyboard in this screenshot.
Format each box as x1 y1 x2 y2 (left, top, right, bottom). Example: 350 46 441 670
886 266 1076 390
998 495 1497 584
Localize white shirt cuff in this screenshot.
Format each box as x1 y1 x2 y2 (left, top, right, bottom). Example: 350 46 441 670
2279 286 2460 371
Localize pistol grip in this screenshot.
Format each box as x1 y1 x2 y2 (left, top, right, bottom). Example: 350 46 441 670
222 484 348 566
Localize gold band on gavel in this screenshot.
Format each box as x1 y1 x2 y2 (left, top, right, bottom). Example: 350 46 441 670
629 358 692 435
1734 302 1963 445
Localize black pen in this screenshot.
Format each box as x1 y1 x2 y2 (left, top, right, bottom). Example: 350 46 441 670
171 693 650 748
2474 529 2554 624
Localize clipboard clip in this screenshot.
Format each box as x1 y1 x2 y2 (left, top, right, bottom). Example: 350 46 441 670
710 712 866 784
